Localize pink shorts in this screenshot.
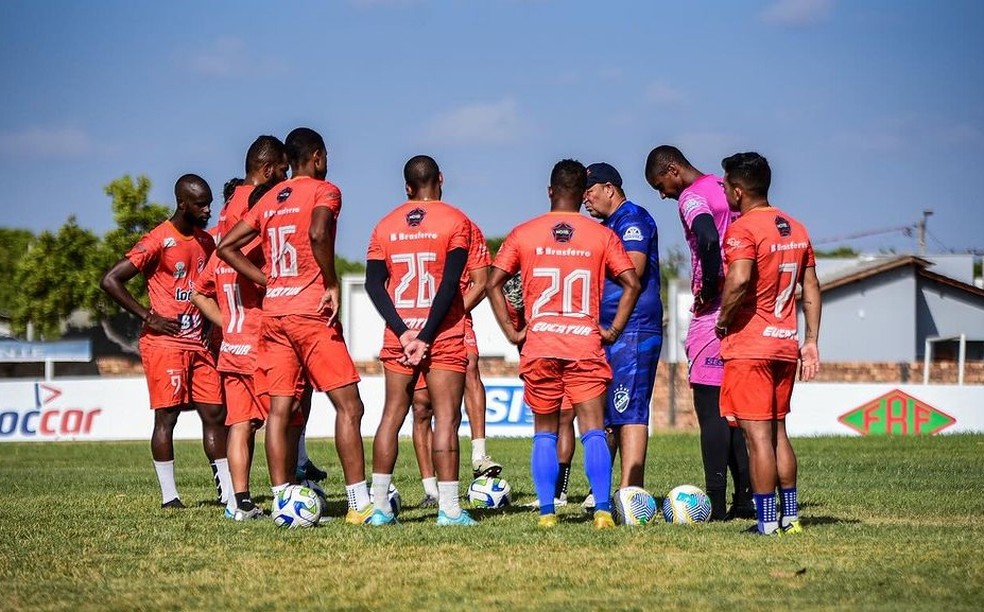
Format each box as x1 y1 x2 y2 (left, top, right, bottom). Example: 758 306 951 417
686 310 724 386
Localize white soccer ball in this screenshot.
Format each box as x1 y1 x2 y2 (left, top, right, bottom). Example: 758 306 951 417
272 484 321 528
613 486 658 526
661 484 712 524
468 476 511 509
369 482 402 517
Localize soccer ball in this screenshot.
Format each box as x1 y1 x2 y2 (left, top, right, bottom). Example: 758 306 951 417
468 476 511 509
272 484 321 528
613 486 658 526
661 484 712 524
369 482 402 517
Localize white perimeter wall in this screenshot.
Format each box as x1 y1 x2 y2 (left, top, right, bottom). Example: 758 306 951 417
1 377 982 442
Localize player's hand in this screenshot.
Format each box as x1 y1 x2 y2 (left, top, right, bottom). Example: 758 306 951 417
318 285 341 326
145 311 181 335
403 338 429 366
505 325 527 346
399 330 418 347
600 326 622 345
799 341 820 382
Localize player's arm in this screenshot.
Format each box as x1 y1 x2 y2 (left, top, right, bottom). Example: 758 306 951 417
190 292 223 328
799 265 822 381
600 268 641 344
417 248 468 345
310 206 342 324
100 258 180 335
691 213 722 309
715 258 753 338
364 258 411 342
462 265 488 313
486 266 525 346
217 221 265 287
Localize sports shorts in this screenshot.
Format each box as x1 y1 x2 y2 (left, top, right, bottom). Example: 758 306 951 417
520 357 611 415
720 359 797 421
380 334 468 378
139 339 223 409
686 310 725 386
604 331 662 427
222 372 268 426
258 314 360 396
463 315 479 357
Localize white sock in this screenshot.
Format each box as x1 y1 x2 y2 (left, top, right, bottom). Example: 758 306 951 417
372 473 393 513
213 458 234 505
438 481 461 517
472 438 487 463
346 480 370 511
296 432 309 467
153 460 179 504
422 476 439 498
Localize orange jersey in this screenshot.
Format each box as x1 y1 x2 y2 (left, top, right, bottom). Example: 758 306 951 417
366 200 471 349
126 221 215 348
462 220 491 293
195 241 265 374
213 184 252 244
492 212 634 361
720 207 815 362
241 176 342 317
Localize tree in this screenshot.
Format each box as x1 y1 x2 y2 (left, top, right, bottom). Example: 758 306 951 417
814 246 859 258
0 228 34 315
9 217 100 339
486 235 505 257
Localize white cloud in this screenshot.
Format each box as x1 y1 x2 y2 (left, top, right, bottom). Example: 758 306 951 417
0 126 95 159
760 0 834 27
645 82 688 106
183 37 284 78
423 98 531 146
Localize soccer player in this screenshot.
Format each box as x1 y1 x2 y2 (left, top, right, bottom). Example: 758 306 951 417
645 145 754 520
714 152 821 536
191 135 292 520
409 217 502 507
218 127 373 524
365 155 476 526
100 174 231 509
583 162 662 490
486 159 641 529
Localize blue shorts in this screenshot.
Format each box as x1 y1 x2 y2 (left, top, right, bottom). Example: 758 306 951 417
604 330 662 427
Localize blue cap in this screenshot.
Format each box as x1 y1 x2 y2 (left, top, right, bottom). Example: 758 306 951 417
585 162 622 188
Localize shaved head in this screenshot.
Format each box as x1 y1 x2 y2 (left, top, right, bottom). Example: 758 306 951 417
174 174 210 201
404 155 440 191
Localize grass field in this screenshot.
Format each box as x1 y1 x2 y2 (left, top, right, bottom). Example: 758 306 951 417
2 433 983 610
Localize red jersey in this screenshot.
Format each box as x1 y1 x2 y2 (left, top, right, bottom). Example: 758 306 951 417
126 221 215 348
720 207 815 362
241 176 342 317
492 212 634 361
213 184 252 244
195 239 265 374
462 220 491 317
366 200 471 349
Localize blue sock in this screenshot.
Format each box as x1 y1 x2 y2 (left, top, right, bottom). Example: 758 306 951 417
780 487 798 526
753 492 778 534
531 433 559 515
581 429 612 513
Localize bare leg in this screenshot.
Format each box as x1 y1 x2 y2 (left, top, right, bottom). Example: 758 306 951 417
411 388 435 480
425 368 466 482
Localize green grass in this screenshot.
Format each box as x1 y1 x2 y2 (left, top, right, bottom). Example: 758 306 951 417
2 434 983 610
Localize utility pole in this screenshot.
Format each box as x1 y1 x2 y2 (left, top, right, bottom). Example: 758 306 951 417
917 209 933 256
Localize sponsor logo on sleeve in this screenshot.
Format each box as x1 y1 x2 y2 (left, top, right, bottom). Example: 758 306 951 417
622 226 643 242
682 195 704 215
162 237 177 249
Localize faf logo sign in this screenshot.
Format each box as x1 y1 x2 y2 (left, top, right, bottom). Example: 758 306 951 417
838 389 955 436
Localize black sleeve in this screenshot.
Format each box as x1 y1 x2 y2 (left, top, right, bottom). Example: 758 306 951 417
365 259 408 337
418 248 468 344
692 213 722 303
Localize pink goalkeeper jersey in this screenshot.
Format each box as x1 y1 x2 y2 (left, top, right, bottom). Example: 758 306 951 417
678 174 738 305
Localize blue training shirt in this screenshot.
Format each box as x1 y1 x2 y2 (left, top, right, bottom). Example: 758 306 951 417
600 200 663 333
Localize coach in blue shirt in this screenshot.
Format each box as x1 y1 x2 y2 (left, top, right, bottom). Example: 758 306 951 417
584 162 663 491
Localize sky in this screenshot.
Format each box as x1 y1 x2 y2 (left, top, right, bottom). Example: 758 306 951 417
1 0 982 262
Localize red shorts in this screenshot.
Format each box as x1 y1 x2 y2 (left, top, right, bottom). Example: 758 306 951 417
222 372 268 426
259 315 360 396
380 334 468 379
464 317 479 357
139 340 223 409
720 359 797 421
520 357 611 414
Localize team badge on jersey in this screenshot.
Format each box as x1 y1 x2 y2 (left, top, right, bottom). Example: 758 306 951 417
775 216 791 237
613 384 630 413
406 207 426 227
173 261 186 279
197 257 206 272
277 187 292 203
622 226 643 242
162 237 177 249
551 222 574 243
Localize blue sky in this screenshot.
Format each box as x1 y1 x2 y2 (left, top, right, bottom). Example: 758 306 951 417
1 0 982 261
